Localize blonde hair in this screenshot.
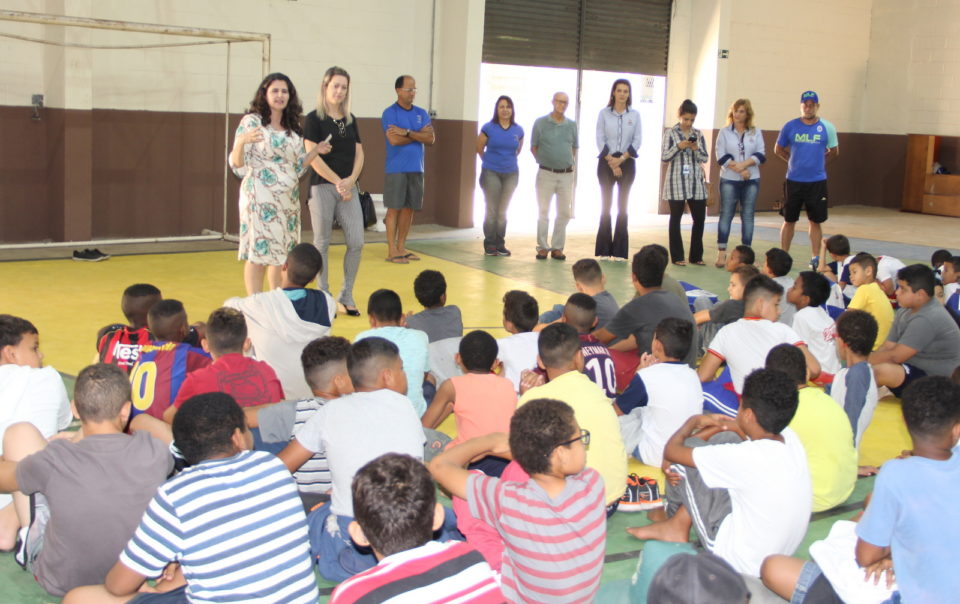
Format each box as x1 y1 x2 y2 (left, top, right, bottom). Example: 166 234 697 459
726 98 754 130
316 66 353 126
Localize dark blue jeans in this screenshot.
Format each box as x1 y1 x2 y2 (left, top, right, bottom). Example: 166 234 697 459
717 178 759 249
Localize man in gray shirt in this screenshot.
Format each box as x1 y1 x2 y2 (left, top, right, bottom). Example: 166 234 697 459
870 264 960 396
531 92 578 261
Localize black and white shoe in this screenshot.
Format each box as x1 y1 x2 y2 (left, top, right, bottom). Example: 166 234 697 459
72 248 110 262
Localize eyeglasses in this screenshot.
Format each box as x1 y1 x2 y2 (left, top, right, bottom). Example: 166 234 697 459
557 429 590 448
400 88 417 93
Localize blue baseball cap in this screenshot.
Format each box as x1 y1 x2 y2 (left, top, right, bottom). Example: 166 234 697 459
801 90 819 104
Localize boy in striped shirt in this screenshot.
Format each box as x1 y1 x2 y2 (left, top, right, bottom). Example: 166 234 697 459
330 453 503 603
64 392 318 603
429 398 607 603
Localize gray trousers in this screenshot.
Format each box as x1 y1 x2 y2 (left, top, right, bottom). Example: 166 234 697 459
308 183 364 307
666 431 741 550
535 169 573 251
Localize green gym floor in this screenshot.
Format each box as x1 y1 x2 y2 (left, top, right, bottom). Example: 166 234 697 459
0 206 942 602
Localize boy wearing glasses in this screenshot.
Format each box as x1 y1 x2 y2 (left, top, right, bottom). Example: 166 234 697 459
429 398 606 603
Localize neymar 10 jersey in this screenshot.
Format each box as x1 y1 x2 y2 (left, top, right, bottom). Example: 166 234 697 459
130 341 211 419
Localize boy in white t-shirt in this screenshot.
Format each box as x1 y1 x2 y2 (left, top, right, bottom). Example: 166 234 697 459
698 275 821 396
617 317 703 469
497 290 540 391
278 337 430 583
626 368 812 578
0 315 71 551
787 271 840 379
828 309 879 450
876 255 906 298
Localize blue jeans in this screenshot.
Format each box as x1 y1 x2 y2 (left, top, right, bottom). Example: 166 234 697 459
717 179 759 249
480 168 519 250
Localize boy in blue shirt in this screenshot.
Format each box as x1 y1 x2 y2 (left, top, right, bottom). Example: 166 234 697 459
774 90 839 262
855 376 960 602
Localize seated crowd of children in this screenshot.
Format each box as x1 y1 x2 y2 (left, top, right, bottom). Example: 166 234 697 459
1 234 959 603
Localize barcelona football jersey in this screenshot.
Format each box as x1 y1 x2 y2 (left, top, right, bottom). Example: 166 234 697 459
129 341 211 419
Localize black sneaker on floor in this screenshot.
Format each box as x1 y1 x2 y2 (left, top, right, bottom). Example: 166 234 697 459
72 248 109 262
484 247 500 256
496 247 512 256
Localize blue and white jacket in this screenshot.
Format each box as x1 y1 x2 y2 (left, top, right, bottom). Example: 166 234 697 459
715 124 766 181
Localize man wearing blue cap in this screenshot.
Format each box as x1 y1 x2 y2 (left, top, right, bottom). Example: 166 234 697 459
774 91 838 266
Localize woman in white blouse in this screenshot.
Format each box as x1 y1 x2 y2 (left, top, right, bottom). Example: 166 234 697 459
714 98 765 267
595 79 642 260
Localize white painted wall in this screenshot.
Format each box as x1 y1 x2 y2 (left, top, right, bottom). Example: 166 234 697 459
0 0 455 119
863 0 960 135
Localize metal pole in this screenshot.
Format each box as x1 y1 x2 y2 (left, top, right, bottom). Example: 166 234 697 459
222 41 231 239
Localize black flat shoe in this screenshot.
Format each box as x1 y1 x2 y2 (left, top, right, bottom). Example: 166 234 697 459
338 302 361 317
344 307 361 317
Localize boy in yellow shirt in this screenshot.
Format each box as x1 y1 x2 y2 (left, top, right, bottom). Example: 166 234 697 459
847 253 894 349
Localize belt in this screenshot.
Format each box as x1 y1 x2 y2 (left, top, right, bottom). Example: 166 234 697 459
539 165 573 173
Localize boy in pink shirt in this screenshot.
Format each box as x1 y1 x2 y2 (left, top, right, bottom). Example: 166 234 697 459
421 330 516 477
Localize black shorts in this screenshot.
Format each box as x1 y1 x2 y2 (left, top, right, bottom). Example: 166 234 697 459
889 363 928 398
784 180 828 223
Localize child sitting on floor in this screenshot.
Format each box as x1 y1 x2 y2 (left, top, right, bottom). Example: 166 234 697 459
96 283 162 373
694 265 759 356
941 256 960 315
245 336 353 502
420 330 516 476
163 307 284 423
330 453 503 603
0 314 72 551
626 368 811 578
870 264 960 395
225 243 336 399
497 290 540 391
537 259 620 331
405 269 464 343
724 244 755 272
129 299 211 420
817 234 856 300
762 376 960 602
787 270 841 379
617 317 703 474
429 398 608 603
766 344 856 512
0 363 172 597
519 323 627 509
63 392 319 604
355 289 430 416
876 254 907 298
828 309 879 448
763 247 796 325
698 275 821 405
278 337 428 582
563 293 617 398
847 252 895 350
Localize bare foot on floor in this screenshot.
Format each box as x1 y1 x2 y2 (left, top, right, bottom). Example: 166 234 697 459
647 507 667 523
626 517 690 543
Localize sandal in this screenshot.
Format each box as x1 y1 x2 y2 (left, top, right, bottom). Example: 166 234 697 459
691 260 706 266
403 252 421 261
385 255 409 264
336 303 362 317
672 260 687 266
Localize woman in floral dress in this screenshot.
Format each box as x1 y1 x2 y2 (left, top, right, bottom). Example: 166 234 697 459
229 72 329 294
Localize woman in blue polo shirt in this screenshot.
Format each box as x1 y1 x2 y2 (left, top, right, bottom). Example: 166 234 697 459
476 96 524 256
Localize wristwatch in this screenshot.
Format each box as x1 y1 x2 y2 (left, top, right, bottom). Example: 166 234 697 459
404 129 410 136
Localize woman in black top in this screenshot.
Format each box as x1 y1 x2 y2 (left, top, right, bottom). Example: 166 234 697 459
304 66 365 316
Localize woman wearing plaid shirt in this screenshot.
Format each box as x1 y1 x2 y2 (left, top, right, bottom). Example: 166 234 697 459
661 99 709 266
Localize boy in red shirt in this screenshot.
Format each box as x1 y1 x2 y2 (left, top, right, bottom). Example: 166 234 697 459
163 307 283 423
96 284 161 373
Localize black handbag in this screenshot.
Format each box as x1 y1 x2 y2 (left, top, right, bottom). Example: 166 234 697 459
358 188 377 229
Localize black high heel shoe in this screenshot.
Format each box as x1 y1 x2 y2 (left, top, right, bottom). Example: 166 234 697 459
337 303 361 317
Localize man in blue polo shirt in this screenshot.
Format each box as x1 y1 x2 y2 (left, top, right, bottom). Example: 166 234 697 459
382 75 435 264
774 91 839 266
